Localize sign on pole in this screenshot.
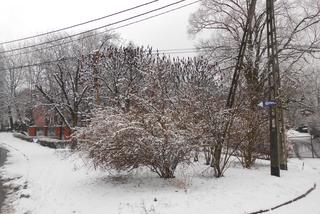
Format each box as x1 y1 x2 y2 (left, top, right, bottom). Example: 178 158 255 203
258 101 276 108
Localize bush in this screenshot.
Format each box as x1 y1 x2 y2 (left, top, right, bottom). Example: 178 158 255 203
75 108 193 178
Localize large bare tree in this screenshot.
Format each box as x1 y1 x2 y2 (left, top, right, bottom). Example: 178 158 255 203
33 31 117 128
188 0 320 168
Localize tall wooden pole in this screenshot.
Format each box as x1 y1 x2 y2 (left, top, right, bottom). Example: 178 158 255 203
226 0 287 176
216 0 257 177
266 0 287 176
226 0 257 108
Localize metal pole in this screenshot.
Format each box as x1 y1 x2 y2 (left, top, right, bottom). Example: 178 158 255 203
311 136 315 158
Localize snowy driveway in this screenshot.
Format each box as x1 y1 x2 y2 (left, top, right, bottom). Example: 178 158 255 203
289 136 320 158
0 132 320 214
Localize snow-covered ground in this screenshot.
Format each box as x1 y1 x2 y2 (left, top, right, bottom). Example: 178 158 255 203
0 132 320 214
287 129 311 138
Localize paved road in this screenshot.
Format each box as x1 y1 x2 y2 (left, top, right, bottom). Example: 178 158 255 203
0 147 8 213
288 136 320 158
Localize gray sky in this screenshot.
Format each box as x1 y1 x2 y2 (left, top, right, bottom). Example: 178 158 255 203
0 0 201 54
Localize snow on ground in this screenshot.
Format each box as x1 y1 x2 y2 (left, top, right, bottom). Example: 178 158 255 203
287 129 311 138
0 132 320 214
272 159 320 214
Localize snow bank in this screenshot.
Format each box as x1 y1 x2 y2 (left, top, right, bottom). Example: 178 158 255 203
0 133 319 214
287 129 311 138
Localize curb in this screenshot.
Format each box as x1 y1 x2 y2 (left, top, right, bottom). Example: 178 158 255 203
12 132 71 149
248 183 317 214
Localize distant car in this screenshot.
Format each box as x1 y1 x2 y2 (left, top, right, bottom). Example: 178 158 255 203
295 125 309 133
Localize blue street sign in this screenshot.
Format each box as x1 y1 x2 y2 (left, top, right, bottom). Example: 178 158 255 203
258 101 276 108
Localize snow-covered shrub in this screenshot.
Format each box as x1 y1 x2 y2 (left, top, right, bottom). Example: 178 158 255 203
74 51 228 178
75 105 193 178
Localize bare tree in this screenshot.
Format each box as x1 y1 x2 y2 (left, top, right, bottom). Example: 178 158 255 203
189 0 320 168
0 53 28 130
33 31 116 128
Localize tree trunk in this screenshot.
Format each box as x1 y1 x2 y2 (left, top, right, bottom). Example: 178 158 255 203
204 146 211 165
71 110 78 128
8 106 14 131
211 143 223 177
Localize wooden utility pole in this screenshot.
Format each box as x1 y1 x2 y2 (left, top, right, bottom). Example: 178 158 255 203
227 0 287 176
226 0 257 108
266 0 287 176
213 0 258 176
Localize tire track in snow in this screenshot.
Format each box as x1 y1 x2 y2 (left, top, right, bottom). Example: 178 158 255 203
0 137 70 213
0 140 32 213
0 140 31 181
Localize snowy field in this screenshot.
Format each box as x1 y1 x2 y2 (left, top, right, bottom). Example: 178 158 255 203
0 132 320 214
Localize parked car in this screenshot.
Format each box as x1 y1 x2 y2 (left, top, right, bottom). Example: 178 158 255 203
295 125 309 133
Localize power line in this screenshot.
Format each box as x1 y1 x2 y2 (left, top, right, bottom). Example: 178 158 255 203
156 50 202 55
0 47 208 72
4 0 200 59
286 45 320 52
0 0 159 46
0 57 76 72
156 47 205 52
4 43 317 72
0 0 188 55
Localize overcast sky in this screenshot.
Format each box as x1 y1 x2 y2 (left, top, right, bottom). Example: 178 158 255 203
0 0 201 54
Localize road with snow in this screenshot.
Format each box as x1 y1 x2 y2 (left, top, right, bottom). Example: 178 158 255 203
288 134 320 158
0 147 7 212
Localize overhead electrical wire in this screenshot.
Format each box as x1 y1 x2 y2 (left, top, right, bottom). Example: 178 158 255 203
4 0 200 58
0 47 208 72
2 43 319 72
0 0 189 55
0 1 318 73
3 44 318 72
0 57 76 72
0 0 208 72
0 0 159 46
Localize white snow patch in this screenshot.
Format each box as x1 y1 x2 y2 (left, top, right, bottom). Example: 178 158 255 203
0 132 319 214
287 129 311 138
